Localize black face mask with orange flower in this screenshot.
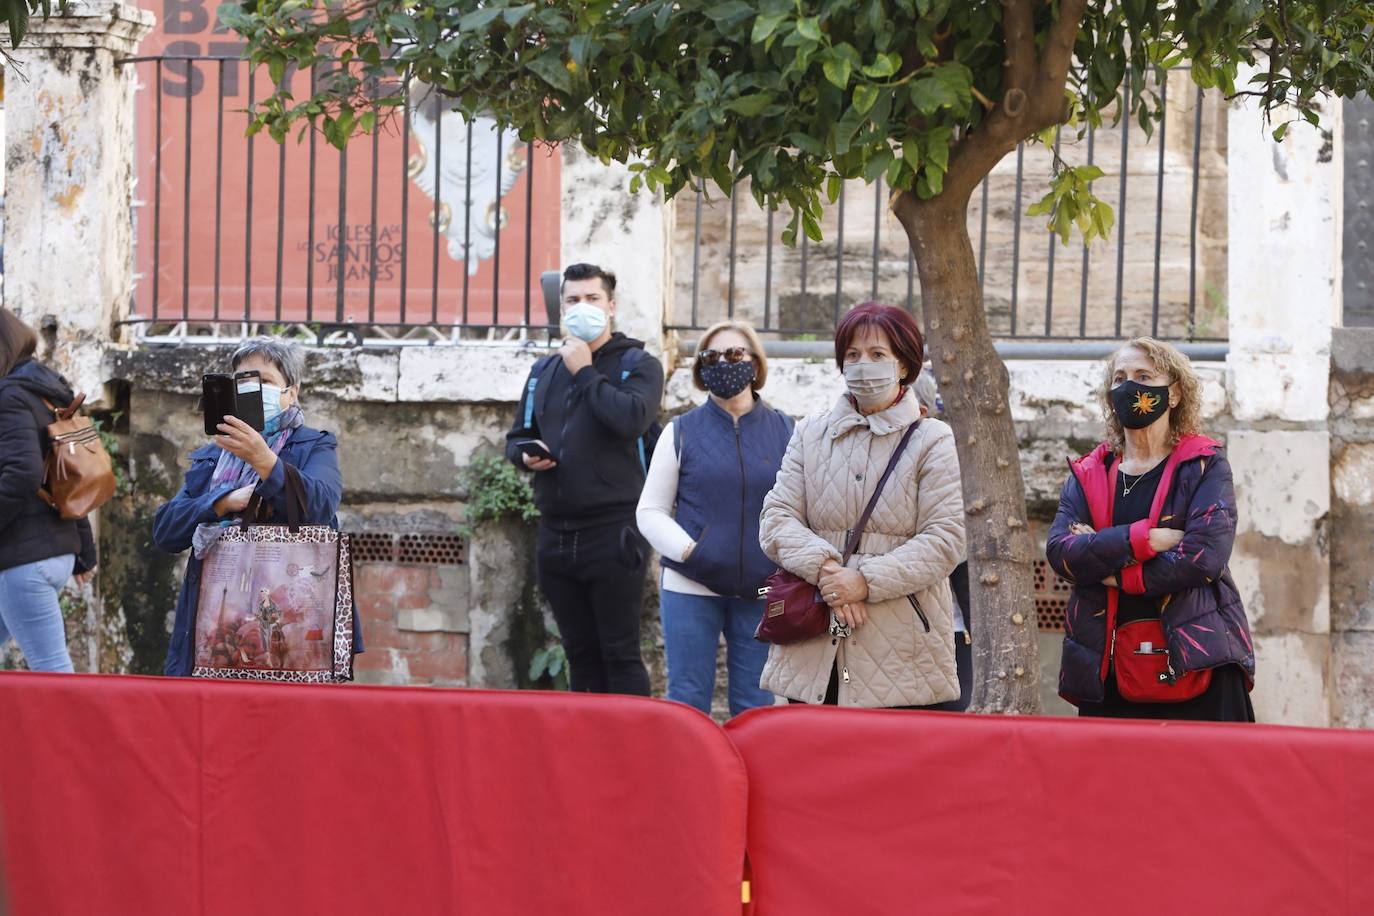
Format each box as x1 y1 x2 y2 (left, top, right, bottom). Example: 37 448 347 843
1111 380 1171 429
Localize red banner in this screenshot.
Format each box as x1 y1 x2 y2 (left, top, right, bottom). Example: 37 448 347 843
727 706 1374 915
0 674 747 915
134 4 560 326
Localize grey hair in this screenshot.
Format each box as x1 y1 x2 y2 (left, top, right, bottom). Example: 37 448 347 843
911 367 940 416
231 337 305 389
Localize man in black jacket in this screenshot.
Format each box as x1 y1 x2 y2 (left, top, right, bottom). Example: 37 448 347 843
506 264 663 695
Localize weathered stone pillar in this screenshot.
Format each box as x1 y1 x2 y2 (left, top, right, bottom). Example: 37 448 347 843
3 1 154 403
559 145 675 362
1330 328 1374 728
1226 90 1341 726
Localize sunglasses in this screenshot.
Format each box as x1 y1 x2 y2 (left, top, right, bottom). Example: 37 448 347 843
697 347 752 366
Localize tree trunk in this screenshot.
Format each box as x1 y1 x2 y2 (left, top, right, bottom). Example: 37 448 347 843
894 193 1042 715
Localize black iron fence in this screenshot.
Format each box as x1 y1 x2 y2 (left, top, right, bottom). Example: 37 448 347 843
123 55 560 343
124 57 1225 346
672 68 1228 344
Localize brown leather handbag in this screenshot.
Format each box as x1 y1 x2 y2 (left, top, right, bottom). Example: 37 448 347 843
755 421 920 645
39 393 117 520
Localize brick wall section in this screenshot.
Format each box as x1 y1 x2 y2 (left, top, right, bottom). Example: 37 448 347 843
353 563 469 687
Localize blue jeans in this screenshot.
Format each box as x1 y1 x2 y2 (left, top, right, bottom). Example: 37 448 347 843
659 590 773 717
0 555 76 672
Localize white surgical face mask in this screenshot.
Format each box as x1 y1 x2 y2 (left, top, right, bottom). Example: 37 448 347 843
843 360 900 409
563 303 608 342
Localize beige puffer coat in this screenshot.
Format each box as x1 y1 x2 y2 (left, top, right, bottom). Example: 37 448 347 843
758 389 965 707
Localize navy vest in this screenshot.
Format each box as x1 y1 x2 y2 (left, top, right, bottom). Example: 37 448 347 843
661 397 794 598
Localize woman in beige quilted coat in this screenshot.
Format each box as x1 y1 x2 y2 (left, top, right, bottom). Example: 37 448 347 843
758 303 966 707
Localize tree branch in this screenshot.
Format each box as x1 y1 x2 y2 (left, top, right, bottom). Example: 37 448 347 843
1002 0 1036 102
1032 0 1089 127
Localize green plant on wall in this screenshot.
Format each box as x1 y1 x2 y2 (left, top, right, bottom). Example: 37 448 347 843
94 413 131 498
528 620 569 691
456 453 539 540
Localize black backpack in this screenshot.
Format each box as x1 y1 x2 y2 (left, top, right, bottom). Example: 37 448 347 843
524 348 661 475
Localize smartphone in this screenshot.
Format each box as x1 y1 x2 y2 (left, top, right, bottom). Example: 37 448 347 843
202 370 266 436
515 439 556 462
202 374 235 436
233 371 266 432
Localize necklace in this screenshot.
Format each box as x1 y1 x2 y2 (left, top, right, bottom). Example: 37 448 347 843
1120 460 1162 497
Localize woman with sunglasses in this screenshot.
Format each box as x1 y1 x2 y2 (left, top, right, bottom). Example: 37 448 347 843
636 321 793 717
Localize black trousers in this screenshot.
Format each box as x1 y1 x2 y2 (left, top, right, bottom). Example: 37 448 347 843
536 519 651 696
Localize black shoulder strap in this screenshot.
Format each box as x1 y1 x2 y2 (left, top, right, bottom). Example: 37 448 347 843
841 420 921 564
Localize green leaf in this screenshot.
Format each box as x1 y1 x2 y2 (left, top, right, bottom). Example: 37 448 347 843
267 53 286 86
925 128 952 173
458 6 501 32
1273 122 1289 142
852 82 879 115
826 173 842 203
706 0 754 25
908 63 972 115
359 111 376 134
861 52 899 79
863 148 894 184
1074 165 1106 183
833 104 867 155
790 132 826 157
751 11 788 45
823 54 852 90
549 653 564 677
802 211 823 242
527 51 574 94
796 16 822 41
8 0 28 46
502 4 535 26
726 93 774 116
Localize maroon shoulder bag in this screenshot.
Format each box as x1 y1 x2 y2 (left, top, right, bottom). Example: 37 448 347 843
754 421 920 645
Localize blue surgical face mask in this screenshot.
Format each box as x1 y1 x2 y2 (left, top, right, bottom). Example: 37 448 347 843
262 384 284 434
563 303 609 342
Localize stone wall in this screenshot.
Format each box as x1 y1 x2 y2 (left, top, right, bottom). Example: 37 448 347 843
1330 328 1374 728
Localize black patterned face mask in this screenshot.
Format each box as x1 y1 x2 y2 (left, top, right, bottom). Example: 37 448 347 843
700 359 757 399
1110 380 1171 429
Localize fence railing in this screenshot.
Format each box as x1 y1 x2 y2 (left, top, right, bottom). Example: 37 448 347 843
671 68 1228 344
124 58 1226 348
123 55 562 344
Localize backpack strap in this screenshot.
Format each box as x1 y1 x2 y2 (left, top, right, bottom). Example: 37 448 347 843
523 355 557 430
618 348 650 474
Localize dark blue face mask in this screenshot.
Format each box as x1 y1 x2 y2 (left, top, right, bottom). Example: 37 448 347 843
1111 380 1171 429
700 359 756 399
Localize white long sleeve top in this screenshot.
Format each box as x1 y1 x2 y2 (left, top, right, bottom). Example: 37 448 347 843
635 420 718 597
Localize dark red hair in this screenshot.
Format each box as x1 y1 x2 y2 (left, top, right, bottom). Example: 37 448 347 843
833 302 925 384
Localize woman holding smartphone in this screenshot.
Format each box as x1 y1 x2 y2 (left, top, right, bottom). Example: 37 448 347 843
153 336 360 676
637 320 793 717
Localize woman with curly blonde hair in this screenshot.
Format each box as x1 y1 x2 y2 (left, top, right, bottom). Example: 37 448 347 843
1045 338 1255 721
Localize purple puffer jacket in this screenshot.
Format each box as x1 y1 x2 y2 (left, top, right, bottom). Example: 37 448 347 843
1045 435 1255 706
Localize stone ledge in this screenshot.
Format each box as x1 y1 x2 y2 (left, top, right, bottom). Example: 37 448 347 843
18 1 154 51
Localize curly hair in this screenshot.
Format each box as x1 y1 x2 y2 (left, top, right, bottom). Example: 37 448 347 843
1101 337 1203 454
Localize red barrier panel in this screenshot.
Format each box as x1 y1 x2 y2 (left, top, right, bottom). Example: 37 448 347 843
727 707 1374 915
0 674 747 916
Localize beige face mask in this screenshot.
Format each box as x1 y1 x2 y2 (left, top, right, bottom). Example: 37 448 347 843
843 360 899 408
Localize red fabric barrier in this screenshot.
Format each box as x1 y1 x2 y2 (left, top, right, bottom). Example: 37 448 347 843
727 707 1374 915
0 673 747 916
